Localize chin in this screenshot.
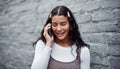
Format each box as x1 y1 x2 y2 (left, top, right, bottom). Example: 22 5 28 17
57 37 65 40
57 37 64 40
57 36 66 41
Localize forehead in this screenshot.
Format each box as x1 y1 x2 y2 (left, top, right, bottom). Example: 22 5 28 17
52 15 68 22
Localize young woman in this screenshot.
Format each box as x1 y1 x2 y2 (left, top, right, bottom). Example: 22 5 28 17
31 6 90 69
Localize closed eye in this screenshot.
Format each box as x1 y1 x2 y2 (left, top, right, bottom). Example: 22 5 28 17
61 22 67 26
52 23 57 27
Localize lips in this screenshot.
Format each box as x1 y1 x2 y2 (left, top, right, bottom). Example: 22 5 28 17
55 32 64 37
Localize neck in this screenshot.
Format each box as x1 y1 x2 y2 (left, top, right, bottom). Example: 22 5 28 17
55 38 71 47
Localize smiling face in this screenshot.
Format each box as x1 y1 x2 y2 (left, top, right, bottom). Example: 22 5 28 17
52 15 70 41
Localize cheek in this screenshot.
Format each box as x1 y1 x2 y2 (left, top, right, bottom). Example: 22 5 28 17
66 27 70 33
52 27 56 32
65 25 70 32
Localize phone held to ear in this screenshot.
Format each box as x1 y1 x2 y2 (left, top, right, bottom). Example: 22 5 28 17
48 27 53 37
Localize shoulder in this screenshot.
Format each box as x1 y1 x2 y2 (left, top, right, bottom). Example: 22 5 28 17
36 40 45 46
81 46 90 57
81 46 89 52
35 40 45 48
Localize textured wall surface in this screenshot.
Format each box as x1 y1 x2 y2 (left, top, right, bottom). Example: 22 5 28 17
0 0 120 69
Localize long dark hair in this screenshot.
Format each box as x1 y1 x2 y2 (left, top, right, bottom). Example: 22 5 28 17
33 6 89 49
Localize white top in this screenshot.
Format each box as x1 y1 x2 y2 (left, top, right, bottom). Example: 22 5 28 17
31 40 90 69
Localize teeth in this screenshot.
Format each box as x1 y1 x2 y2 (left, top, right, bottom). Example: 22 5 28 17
57 33 63 36
55 32 64 37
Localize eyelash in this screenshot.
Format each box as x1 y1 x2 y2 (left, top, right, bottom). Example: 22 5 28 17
52 23 57 27
61 22 66 26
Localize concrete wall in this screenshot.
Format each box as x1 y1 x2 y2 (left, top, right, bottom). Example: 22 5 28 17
0 0 120 69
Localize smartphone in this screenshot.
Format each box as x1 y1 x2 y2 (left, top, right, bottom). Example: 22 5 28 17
48 26 53 37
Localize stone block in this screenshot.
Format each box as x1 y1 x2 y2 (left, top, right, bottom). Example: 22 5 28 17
113 9 120 20
70 5 82 13
92 9 113 21
99 0 120 8
91 64 110 69
74 12 92 23
79 21 120 33
108 56 120 69
90 43 110 68
108 45 120 55
82 0 99 12
37 5 52 14
106 33 120 44
82 33 120 44
82 33 106 44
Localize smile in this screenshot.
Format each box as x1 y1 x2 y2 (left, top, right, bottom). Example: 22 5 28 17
56 33 64 37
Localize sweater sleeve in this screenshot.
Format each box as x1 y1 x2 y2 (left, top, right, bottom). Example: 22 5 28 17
31 40 52 69
80 47 90 69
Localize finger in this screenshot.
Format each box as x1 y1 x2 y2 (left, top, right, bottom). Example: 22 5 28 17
43 23 51 36
47 23 51 26
44 23 51 31
46 23 51 28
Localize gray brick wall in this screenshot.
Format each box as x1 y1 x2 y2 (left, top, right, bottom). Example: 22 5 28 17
0 0 120 69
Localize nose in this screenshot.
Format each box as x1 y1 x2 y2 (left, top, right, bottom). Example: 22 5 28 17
56 25 62 31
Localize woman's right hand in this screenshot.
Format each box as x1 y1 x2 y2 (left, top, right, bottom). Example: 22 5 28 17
43 23 54 47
